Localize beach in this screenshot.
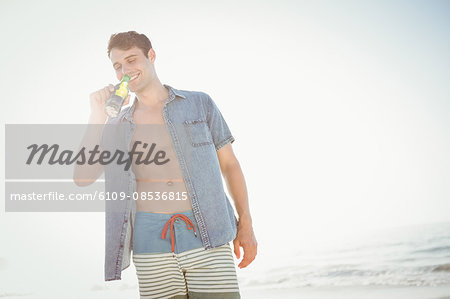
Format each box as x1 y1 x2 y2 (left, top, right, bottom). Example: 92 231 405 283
241 286 450 299
6 285 449 299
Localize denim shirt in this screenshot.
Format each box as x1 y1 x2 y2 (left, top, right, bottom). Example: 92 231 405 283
101 84 238 281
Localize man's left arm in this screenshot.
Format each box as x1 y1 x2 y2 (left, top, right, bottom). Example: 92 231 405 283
217 143 257 269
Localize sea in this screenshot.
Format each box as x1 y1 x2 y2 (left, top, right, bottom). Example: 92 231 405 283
238 221 450 289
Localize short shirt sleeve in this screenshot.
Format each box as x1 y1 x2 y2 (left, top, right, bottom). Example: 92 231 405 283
205 94 235 151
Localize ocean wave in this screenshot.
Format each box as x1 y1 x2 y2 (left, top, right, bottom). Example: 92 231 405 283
241 264 450 288
412 245 450 254
433 263 450 272
240 222 450 289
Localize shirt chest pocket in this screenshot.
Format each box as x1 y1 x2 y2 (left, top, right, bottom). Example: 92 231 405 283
183 119 213 147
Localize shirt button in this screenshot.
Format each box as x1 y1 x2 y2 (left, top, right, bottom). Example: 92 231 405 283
167 180 173 186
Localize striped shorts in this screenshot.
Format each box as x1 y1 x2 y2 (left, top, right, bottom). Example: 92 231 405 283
132 210 240 299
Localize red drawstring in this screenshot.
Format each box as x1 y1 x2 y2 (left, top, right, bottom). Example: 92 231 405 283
161 214 197 253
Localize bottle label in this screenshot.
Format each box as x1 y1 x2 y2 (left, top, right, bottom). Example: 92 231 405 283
115 81 129 98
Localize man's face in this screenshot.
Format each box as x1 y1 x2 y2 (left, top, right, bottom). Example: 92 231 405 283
109 46 154 93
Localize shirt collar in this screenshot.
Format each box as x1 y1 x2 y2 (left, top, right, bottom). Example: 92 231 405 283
121 84 185 122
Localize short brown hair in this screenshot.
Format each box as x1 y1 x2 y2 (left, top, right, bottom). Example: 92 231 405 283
107 31 152 58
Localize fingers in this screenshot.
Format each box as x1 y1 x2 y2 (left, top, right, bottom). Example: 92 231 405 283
233 239 241 259
89 84 116 117
237 243 257 269
101 86 111 103
91 85 115 103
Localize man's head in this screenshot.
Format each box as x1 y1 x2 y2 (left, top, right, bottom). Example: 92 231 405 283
108 31 157 93
107 31 152 58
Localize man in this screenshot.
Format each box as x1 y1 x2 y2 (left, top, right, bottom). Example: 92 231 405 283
75 31 257 299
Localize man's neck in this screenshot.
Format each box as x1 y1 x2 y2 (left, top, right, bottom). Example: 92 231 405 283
135 78 170 109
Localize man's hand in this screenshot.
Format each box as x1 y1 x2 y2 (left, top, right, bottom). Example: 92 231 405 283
89 84 130 124
233 222 257 269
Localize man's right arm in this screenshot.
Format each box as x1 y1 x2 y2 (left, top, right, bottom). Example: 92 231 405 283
73 84 126 186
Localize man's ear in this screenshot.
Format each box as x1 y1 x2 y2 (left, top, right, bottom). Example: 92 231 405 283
147 48 156 63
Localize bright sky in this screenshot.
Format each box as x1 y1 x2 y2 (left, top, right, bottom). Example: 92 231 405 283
1 0 449 296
